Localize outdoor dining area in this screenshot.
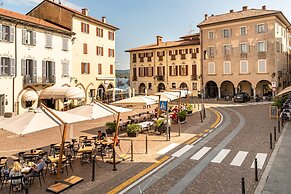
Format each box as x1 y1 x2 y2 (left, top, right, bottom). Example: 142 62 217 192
0 89 196 193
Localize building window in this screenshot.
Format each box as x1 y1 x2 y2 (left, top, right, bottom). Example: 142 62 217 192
81 63 90 74
179 65 188 76
276 41 280 52
81 22 90 34
62 38 68 51
192 83 197 90
257 41 267 52
148 83 152 90
132 54 137 63
257 24 266 33
169 65 178 76
208 46 215 56
62 62 69 77
240 60 248 74
223 61 231 74
208 31 214 39
45 34 52 48
83 43 88 54
223 45 231 55
258 59 267 73
96 27 103 37
139 67 145 77
222 29 231 38
147 67 153 77
98 63 102 74
22 29 36 45
240 43 249 53
208 62 215 74
108 49 114 57
108 31 115 40
240 26 247 36
157 66 165 76
0 25 14 42
96 46 103 56
0 57 15 76
110 64 114 75
172 83 176 89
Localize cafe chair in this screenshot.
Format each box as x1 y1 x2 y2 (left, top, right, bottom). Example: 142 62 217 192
9 175 23 194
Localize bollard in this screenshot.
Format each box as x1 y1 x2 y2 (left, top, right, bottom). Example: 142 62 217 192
278 119 281 133
91 154 96 181
200 111 203 122
169 126 171 140
255 158 258 181
281 115 284 127
145 134 148 154
131 140 134 162
274 127 276 142
112 147 117 171
203 107 206 119
241 177 246 194
270 133 273 150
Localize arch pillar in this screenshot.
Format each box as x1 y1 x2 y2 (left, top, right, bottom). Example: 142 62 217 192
218 87 221 99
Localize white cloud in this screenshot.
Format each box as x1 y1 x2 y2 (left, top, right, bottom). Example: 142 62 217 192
4 0 82 11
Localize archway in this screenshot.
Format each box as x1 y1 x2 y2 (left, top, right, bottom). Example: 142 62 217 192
256 80 272 97
139 83 146 94
220 81 235 98
205 81 218 98
180 82 188 89
107 83 114 89
158 83 165 92
97 84 105 101
238 80 253 96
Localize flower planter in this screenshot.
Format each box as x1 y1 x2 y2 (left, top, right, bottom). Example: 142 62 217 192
187 110 193 115
127 132 139 137
179 119 187 124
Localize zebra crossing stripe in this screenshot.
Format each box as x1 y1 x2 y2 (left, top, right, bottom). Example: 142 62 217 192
157 143 180 155
190 147 211 160
230 151 248 166
172 145 193 157
211 149 231 163
251 153 268 169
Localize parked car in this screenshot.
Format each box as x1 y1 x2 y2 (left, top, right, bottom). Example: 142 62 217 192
234 92 250 103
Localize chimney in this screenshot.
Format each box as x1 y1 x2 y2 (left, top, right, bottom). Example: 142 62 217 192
156 36 163 45
81 8 88 16
230 9 234 13
242 6 248 11
102 16 107 23
204 14 208 20
262 5 266 10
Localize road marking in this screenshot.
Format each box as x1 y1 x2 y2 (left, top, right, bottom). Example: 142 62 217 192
108 156 171 194
185 137 198 145
197 133 204 137
191 137 202 145
251 153 268 169
203 134 208 137
230 151 248 166
157 143 180 155
209 129 213 133
190 147 212 160
211 149 231 163
204 129 210 133
210 109 222 128
172 145 193 157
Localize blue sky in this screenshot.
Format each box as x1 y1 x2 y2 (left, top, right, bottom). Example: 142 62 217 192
2 0 291 70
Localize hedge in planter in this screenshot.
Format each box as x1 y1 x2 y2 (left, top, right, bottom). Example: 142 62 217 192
127 124 141 137
187 104 193 115
106 121 117 135
178 110 187 123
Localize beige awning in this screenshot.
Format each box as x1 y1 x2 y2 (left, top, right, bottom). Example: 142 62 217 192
22 90 38 101
276 86 291 97
40 86 85 99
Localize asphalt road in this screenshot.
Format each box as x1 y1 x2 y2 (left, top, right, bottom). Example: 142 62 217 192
122 103 276 194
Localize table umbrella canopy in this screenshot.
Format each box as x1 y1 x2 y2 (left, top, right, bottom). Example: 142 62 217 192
67 101 131 119
147 95 171 102
0 107 89 135
39 86 85 99
276 86 291 97
111 95 158 106
22 90 38 101
154 92 179 101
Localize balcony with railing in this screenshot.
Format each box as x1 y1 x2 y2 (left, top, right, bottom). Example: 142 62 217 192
258 52 266 59
191 75 197 80
170 55 176 60
23 75 38 86
240 53 248 59
42 75 56 84
156 75 165 81
158 56 163 61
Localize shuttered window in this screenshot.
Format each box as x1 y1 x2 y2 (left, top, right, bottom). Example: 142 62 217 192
45 34 52 48
81 22 90 34
240 60 248 74
62 62 69 77
208 62 215 74
179 65 188 76
0 57 15 76
83 43 88 54
170 65 178 76
257 41 267 52
0 25 14 42
258 59 267 73
110 64 114 75
240 43 249 53
98 63 102 74
108 31 114 40
96 46 104 56
223 61 231 74
62 38 68 51
108 49 114 57
81 63 90 74
192 64 197 78
96 27 103 37
157 66 164 76
22 29 36 45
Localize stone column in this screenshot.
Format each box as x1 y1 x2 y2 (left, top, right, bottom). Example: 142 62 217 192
218 87 221 99
253 88 256 100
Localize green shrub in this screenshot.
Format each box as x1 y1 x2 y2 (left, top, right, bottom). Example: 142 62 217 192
272 97 287 108
127 124 141 133
106 121 117 134
155 119 164 127
187 104 193 111
178 110 187 122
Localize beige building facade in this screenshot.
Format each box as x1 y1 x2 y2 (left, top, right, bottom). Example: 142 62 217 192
127 34 201 96
198 6 291 99
28 0 119 103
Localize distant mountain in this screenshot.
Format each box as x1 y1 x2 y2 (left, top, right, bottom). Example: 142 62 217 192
116 69 130 78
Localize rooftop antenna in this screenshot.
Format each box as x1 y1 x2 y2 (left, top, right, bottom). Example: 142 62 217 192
188 25 195 34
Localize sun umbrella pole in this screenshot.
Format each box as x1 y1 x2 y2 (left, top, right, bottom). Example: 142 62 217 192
157 95 161 119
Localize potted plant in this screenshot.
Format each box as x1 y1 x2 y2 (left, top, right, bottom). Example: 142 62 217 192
187 104 193 115
127 124 141 137
178 110 187 123
106 121 117 135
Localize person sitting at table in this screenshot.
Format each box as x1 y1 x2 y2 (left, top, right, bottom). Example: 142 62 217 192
9 161 22 191
25 158 45 179
97 130 106 140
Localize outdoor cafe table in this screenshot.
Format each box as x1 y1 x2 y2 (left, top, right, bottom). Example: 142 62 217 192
23 150 42 156
48 155 67 163
78 146 93 153
137 121 154 132
0 158 7 167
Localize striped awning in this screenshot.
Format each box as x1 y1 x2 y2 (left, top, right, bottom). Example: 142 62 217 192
39 86 85 99
22 90 38 101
